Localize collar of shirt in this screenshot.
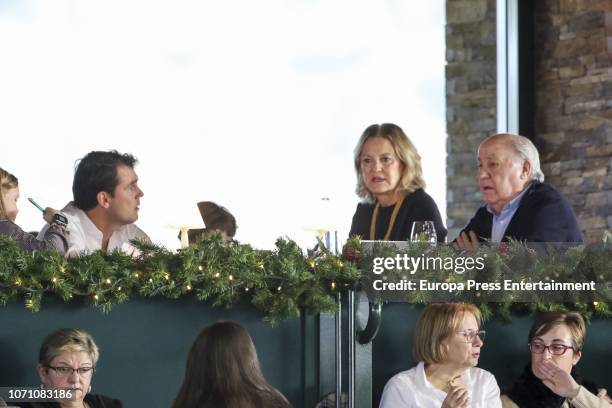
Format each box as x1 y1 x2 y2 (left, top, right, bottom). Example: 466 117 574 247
415 361 472 396
486 184 531 242
62 202 145 256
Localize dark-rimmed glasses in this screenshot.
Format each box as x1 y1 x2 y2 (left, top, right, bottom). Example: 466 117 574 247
529 342 574 355
46 365 95 378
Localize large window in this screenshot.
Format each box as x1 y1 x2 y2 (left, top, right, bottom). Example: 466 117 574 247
1 1 446 249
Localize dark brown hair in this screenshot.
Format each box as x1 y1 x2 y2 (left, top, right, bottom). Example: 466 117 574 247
72 150 138 211
197 201 237 237
172 321 292 408
528 311 586 351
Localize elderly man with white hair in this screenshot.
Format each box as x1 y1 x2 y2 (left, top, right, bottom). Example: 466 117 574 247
455 133 583 251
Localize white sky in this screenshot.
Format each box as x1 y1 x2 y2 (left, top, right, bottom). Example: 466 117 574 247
0 0 446 251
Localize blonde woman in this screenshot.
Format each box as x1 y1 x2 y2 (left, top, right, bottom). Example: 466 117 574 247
0 167 67 253
350 123 446 242
380 303 501 408
20 328 122 408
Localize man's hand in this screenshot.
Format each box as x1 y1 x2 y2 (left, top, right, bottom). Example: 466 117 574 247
454 230 480 253
533 360 580 398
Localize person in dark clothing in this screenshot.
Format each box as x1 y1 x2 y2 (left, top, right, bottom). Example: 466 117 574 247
0 167 67 254
17 328 122 408
501 311 611 407
349 123 446 242
455 133 582 251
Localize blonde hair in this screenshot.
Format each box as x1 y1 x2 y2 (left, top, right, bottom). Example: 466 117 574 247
0 167 18 221
413 303 482 364
529 311 586 351
354 123 426 201
39 328 100 368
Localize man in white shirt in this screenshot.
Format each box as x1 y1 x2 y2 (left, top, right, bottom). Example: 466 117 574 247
40 150 149 257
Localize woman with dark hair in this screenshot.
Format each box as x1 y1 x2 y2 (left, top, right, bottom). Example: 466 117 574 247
349 123 446 242
0 167 67 254
172 321 292 408
501 311 611 407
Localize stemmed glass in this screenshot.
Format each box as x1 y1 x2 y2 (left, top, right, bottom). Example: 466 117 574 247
410 221 437 244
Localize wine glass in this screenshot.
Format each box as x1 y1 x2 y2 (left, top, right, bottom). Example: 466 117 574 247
410 221 437 244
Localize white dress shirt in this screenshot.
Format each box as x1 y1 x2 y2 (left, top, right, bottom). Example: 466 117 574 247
379 362 502 408
39 202 150 257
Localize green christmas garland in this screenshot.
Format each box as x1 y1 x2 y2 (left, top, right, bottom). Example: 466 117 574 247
0 233 610 325
0 234 360 325
352 237 612 322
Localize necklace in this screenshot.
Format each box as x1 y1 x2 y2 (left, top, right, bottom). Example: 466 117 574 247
369 194 405 240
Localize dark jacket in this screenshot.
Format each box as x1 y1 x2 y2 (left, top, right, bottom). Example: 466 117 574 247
349 189 447 242
459 181 583 243
16 394 122 408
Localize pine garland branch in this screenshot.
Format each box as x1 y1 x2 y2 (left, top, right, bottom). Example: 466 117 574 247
0 233 610 324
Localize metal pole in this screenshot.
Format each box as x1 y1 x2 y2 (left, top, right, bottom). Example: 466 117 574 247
335 291 342 408
334 230 339 254
347 289 355 408
496 0 519 134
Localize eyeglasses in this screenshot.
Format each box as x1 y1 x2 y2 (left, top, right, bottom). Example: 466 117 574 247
529 342 574 355
46 366 95 378
457 330 486 342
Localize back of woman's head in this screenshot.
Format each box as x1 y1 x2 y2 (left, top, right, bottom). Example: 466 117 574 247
172 321 291 408
0 167 18 220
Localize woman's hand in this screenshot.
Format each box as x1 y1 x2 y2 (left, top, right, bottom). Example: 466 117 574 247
441 384 469 408
533 359 580 398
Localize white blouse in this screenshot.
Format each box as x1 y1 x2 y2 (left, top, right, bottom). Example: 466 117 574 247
379 362 502 408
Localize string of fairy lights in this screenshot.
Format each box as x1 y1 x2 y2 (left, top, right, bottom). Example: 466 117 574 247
0 234 610 325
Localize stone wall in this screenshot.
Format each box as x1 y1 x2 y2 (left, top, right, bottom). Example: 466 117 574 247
445 0 497 240
446 0 612 243
533 0 612 243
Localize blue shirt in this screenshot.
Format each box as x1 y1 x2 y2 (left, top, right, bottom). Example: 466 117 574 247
486 186 530 242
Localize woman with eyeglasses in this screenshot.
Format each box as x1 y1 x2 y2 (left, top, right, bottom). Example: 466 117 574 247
380 303 501 408
501 311 612 407
18 328 121 408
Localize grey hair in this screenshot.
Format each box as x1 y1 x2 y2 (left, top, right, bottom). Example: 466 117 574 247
482 133 545 182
